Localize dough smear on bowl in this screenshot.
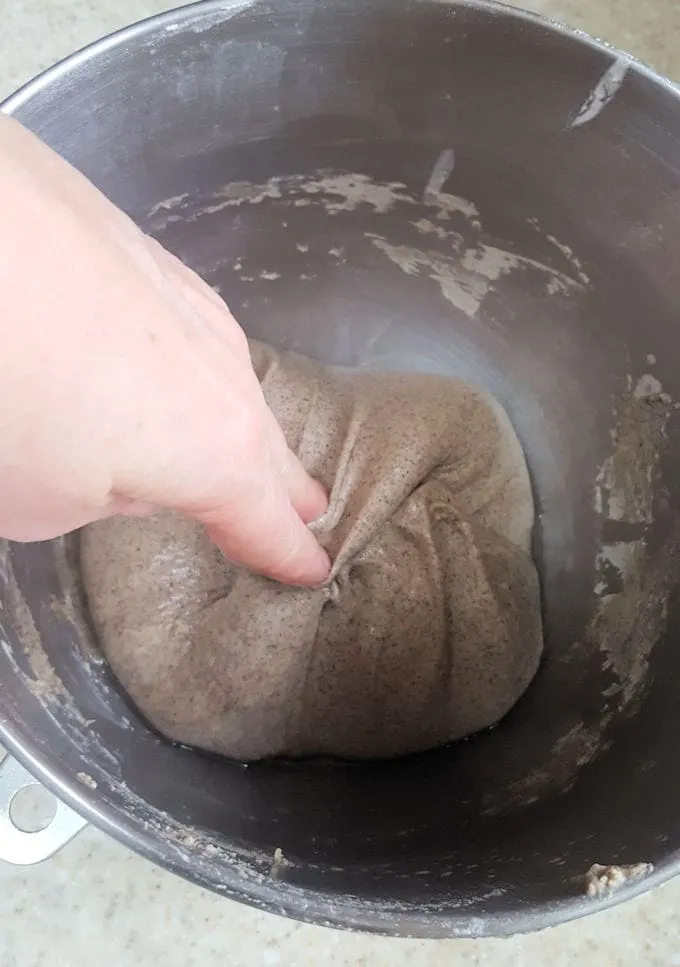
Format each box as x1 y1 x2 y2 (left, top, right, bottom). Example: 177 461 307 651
82 340 543 760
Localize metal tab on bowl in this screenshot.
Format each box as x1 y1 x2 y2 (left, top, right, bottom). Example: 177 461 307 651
0 755 87 865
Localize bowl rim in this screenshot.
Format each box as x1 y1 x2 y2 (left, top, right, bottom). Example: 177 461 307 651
3 0 680 117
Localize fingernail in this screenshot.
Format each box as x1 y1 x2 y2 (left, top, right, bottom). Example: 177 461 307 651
310 479 330 520
304 545 332 587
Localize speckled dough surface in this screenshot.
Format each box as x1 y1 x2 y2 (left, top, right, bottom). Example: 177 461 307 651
82 341 543 760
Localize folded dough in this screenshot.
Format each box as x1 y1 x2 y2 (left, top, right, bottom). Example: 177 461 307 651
82 340 543 760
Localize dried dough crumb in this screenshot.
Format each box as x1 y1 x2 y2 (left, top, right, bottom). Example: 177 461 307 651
584 862 653 897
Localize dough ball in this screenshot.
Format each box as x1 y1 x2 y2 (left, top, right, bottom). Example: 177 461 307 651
82 341 543 760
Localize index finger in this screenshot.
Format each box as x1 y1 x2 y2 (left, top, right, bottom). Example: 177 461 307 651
198 465 331 587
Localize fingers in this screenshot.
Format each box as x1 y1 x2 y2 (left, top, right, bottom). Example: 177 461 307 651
285 449 328 524
201 478 331 586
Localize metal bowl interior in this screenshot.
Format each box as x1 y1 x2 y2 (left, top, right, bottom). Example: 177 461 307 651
1 0 680 939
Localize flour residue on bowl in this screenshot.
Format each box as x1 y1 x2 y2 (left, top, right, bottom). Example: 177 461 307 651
570 59 628 129
146 168 588 320
594 373 673 525
0 550 63 702
482 722 607 815
365 234 583 318
589 370 678 708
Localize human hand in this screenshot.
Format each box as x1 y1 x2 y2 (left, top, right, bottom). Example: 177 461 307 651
0 116 330 586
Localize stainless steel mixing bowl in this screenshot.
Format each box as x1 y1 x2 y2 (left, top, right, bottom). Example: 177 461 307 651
1 0 680 939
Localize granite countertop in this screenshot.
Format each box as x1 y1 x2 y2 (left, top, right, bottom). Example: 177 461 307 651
2 2 680 965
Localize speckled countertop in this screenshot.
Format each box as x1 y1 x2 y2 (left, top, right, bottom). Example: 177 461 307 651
2 2 680 965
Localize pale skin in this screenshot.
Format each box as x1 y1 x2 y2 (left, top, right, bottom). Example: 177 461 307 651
0 115 331 586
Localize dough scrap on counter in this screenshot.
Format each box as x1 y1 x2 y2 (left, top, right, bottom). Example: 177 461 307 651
82 340 543 760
